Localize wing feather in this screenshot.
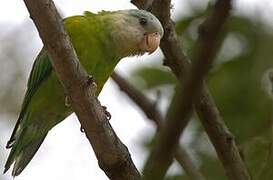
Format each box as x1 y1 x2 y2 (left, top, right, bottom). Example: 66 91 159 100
6 48 52 148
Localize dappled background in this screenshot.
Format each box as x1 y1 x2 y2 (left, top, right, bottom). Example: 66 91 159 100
0 0 273 179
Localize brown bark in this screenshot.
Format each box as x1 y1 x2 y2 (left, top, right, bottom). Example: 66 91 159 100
131 0 249 179
112 72 205 180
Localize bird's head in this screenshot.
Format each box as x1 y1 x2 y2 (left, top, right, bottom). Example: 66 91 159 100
105 9 164 57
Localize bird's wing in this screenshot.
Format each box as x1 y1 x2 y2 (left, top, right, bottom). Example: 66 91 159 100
6 47 52 148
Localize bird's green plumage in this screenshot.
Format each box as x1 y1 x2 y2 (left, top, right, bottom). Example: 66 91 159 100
4 9 163 176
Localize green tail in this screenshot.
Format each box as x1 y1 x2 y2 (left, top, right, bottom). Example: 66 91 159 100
4 115 47 176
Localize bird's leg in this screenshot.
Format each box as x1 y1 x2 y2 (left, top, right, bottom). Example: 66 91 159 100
80 75 98 133
102 105 112 120
79 76 111 133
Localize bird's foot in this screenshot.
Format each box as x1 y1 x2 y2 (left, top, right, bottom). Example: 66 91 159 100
65 96 71 107
86 76 111 119
102 105 111 120
79 106 111 133
86 75 97 88
79 75 99 134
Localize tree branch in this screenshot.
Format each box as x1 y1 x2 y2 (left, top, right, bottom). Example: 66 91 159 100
132 0 250 180
130 0 249 179
22 0 140 179
112 72 205 180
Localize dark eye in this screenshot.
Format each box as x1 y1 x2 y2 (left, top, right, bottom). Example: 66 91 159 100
139 17 147 26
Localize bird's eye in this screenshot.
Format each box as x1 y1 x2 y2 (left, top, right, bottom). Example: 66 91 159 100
139 18 147 26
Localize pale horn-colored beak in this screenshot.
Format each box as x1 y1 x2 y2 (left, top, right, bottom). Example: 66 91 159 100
139 32 161 54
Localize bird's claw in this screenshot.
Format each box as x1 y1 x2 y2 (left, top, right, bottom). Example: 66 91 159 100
86 75 97 88
102 106 111 120
79 106 111 133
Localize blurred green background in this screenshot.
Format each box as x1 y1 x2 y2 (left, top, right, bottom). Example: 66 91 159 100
129 2 273 179
1 0 273 179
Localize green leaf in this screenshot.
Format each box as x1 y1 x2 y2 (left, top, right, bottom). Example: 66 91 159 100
131 67 177 90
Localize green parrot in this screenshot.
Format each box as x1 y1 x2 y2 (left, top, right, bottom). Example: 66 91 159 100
4 9 163 176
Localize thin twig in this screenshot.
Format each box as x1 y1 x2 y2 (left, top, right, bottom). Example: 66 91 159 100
22 0 140 179
112 72 205 180
132 0 250 180
112 72 163 126
175 146 203 180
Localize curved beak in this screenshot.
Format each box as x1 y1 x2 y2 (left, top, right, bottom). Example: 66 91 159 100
138 32 161 55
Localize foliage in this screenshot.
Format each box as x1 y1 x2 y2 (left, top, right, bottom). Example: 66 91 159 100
131 8 273 179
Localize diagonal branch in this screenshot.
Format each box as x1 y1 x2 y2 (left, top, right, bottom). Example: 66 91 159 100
132 0 250 180
22 0 140 179
143 0 232 177
112 72 205 180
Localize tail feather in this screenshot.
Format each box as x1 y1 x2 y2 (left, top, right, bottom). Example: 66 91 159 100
11 136 46 176
4 147 17 174
6 112 29 149
4 127 27 173
6 120 21 149
4 125 47 176
3 146 15 174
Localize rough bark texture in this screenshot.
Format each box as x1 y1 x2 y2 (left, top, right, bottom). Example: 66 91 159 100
112 72 205 180
195 86 250 180
22 0 140 179
130 0 250 179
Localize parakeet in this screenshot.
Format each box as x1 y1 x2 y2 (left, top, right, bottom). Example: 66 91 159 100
4 9 163 176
